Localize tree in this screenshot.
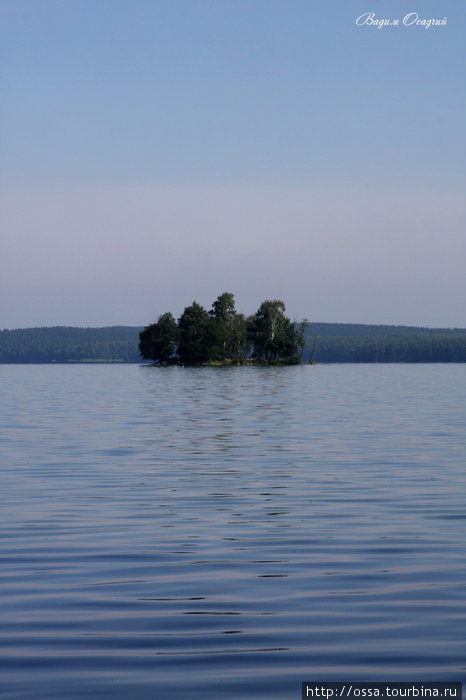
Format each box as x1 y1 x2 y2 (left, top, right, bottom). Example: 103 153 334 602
137 293 322 366
249 299 287 361
209 292 238 360
284 318 308 364
139 312 178 363
177 301 212 365
247 300 306 363
230 313 248 361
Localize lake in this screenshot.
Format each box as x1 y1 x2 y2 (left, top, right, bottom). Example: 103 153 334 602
0 364 465 698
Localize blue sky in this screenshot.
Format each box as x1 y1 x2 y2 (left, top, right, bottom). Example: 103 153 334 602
1 0 465 328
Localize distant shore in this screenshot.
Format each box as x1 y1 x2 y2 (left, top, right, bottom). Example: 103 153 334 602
1 324 465 364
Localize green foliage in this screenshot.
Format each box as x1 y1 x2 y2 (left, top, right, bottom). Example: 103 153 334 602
139 293 305 366
177 301 212 365
302 324 466 363
209 292 238 360
230 313 248 362
247 300 306 363
139 312 178 363
0 326 142 363
249 299 286 361
1 320 465 365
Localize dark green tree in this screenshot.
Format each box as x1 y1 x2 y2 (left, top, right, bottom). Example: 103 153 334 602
230 313 248 361
209 292 238 360
283 318 307 364
248 300 305 363
177 301 212 365
139 312 178 363
249 299 287 361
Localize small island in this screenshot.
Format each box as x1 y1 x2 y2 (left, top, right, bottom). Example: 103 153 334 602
139 292 307 366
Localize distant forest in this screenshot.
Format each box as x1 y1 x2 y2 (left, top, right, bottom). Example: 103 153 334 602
303 324 466 363
0 326 142 364
1 323 465 363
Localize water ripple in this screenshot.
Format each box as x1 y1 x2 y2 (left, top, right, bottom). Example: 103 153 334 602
0 364 465 698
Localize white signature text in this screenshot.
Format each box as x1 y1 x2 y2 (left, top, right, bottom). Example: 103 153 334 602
356 12 447 29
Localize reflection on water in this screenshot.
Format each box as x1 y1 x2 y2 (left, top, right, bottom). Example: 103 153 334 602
0 364 465 698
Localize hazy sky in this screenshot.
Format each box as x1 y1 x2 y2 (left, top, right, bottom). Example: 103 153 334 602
1 0 464 329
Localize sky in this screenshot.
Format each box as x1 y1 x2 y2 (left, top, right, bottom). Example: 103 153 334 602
1 0 464 329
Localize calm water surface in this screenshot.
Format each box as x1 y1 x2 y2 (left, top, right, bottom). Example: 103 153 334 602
0 364 465 698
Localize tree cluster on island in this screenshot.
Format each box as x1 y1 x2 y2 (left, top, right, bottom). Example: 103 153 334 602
139 293 307 365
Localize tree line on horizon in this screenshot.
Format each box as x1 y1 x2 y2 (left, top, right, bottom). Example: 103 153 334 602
0 326 141 363
1 321 465 364
139 293 306 365
307 334 466 363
